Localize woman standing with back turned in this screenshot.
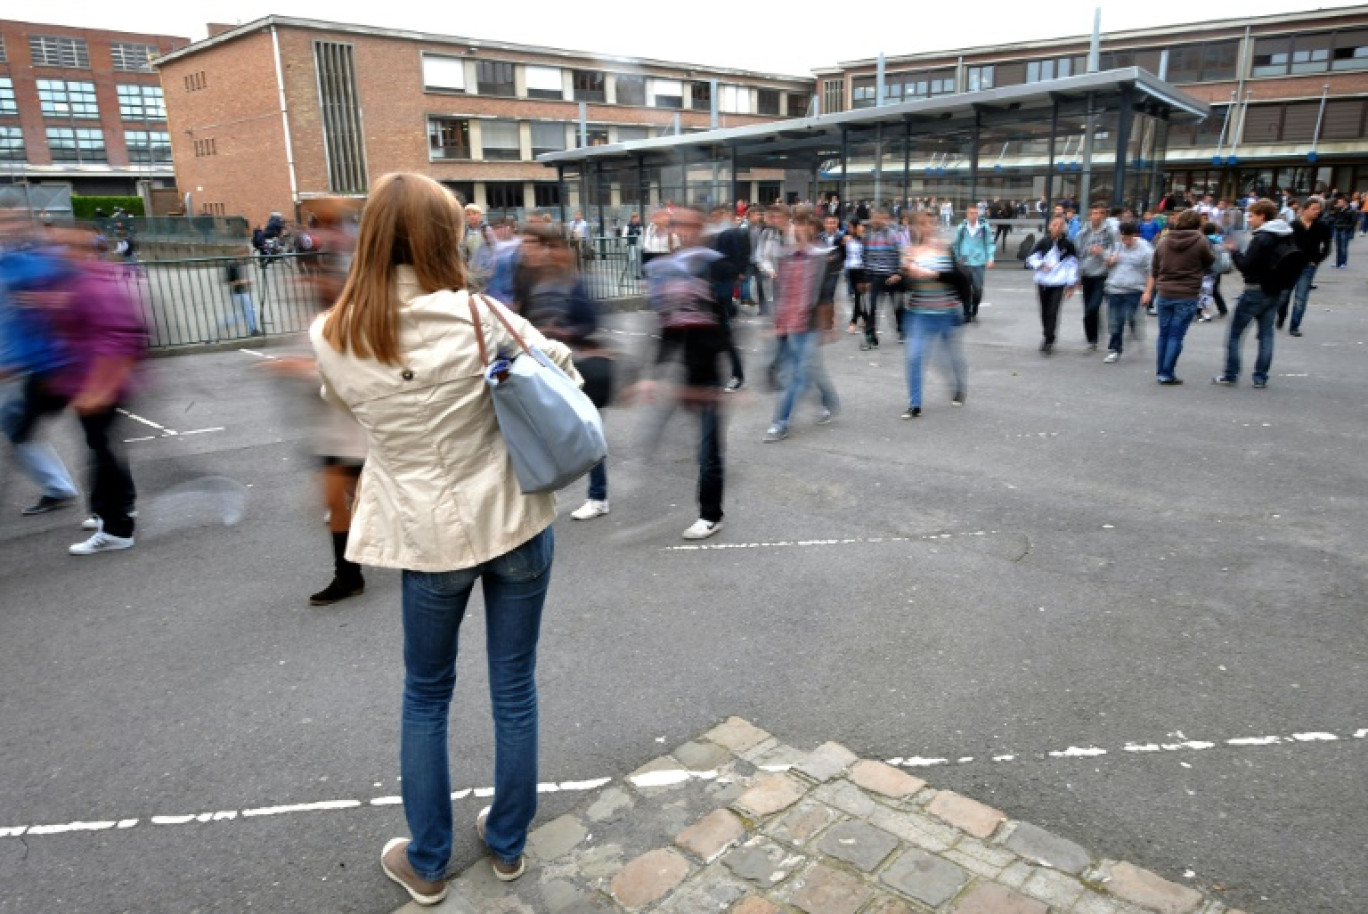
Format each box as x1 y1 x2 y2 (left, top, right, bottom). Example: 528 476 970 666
310 174 583 905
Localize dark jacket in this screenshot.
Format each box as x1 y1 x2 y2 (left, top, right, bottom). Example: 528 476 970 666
1233 219 1295 296
1029 233 1078 261
1330 205 1359 233
1151 229 1215 299
1291 217 1332 266
709 225 751 285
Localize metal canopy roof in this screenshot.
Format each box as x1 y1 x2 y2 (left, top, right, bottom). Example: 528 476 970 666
538 68 1208 170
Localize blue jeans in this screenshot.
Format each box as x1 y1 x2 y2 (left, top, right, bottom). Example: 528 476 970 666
1334 227 1352 268
1 379 80 500
587 460 607 502
902 309 966 407
771 331 838 429
232 292 259 334
399 526 553 881
1106 291 1142 354
1223 289 1279 385
1154 297 1199 380
1288 263 1317 332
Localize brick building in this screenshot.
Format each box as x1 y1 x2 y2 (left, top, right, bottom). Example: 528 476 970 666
815 5 1368 202
0 19 187 213
154 17 813 226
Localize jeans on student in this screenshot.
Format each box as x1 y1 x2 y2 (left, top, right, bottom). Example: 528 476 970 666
772 331 838 429
1223 288 1279 385
865 273 901 342
1 377 79 500
399 526 554 881
232 291 259 334
1288 263 1317 332
1106 291 1142 354
587 460 607 501
964 265 985 320
902 309 966 407
1334 227 1353 267
1154 297 1199 380
1080 274 1107 344
697 403 724 524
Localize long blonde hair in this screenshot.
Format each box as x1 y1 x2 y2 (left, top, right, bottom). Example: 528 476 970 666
321 173 468 365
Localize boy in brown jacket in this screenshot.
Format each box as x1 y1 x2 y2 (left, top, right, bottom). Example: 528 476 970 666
1143 209 1213 384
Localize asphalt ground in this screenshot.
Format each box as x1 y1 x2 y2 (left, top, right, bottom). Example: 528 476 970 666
1 246 1364 913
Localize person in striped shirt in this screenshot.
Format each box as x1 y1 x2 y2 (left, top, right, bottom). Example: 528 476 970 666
860 209 905 350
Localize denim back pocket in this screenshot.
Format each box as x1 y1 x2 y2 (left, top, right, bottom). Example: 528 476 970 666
491 526 554 582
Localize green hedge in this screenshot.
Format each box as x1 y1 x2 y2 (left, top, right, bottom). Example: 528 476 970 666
71 196 146 219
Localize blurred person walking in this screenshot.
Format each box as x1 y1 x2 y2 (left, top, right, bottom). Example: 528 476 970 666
312 174 583 903
899 211 968 418
1074 203 1119 348
1145 208 1213 385
1329 196 1356 268
1101 222 1152 362
1026 217 1079 354
1279 196 1332 336
950 205 995 323
842 221 868 334
860 209 905 349
707 207 752 393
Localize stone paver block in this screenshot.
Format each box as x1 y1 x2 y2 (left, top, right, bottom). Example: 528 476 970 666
749 741 808 769
1022 868 1086 909
813 780 878 817
784 862 874 914
942 847 1007 879
765 798 840 847
610 848 692 910
814 820 900 873
951 881 1050 914
585 786 635 823
869 804 961 853
849 760 927 799
526 814 587 861
1072 890 1130 914
721 836 804 887
881 847 970 908
539 878 616 913
705 717 773 754
952 836 1020 869
652 869 750 914
1105 862 1205 914
674 739 733 771
996 860 1035 890
676 808 747 863
864 896 920 914
730 896 784 914
734 773 808 818
927 791 1008 839
794 741 860 783
1003 821 1091 875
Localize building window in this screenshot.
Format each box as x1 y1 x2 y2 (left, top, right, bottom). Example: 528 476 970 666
757 89 780 116
525 66 563 100
0 37 6 64
125 129 171 164
690 81 711 109
787 92 810 117
193 137 217 157
0 127 23 162
718 85 753 114
428 117 471 160
649 79 683 109
888 69 957 101
477 60 515 97
584 125 610 147
572 70 606 103
1026 57 1084 83
533 182 562 208
966 66 994 91
530 121 566 157
1332 29 1368 71
485 182 525 211
443 181 475 206
822 79 844 114
480 119 521 160
0 78 16 116
110 42 157 72
36 80 99 118
314 42 369 194
421 55 466 92
46 127 105 163
29 35 89 68
1165 40 1237 82
616 74 645 106
851 77 876 109
117 84 166 121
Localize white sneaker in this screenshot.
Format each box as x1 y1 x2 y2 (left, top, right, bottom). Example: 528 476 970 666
69 531 135 555
570 499 609 520
83 509 136 531
681 519 722 540
1103 351 1119 363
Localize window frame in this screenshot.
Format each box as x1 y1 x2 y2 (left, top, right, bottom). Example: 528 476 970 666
0 77 16 116
756 88 780 116
116 84 166 121
475 60 516 97
0 125 23 161
525 65 563 100
480 118 522 161
530 121 567 157
110 42 157 73
124 129 172 165
29 35 90 68
427 116 472 161
36 79 99 119
649 79 683 109
45 126 106 163
571 69 606 103
421 54 467 93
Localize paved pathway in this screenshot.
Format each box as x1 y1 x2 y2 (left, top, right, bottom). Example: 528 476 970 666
393 718 1248 914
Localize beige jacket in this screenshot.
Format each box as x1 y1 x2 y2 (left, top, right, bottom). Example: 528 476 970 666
310 272 582 572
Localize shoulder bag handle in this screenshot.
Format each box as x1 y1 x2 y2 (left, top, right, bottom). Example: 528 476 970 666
468 293 535 367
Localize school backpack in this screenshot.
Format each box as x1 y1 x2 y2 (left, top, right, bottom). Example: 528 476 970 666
1268 236 1308 292
1015 233 1035 262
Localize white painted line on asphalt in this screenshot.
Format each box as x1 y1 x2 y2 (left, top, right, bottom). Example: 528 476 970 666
178 427 225 437
117 408 178 435
667 530 999 552
124 436 158 443
238 348 279 360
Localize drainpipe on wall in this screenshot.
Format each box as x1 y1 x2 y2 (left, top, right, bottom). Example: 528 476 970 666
270 25 300 211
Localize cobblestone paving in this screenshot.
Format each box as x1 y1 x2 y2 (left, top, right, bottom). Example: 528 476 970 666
393 718 1251 914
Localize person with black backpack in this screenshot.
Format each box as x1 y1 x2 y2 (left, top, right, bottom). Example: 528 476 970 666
1212 199 1304 390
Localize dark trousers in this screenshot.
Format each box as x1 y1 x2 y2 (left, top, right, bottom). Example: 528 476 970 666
846 268 867 327
6 373 68 443
696 403 724 524
714 286 745 383
78 404 137 537
865 273 902 342
1038 284 1066 345
994 223 1010 247
1212 274 1227 315
1081 275 1107 345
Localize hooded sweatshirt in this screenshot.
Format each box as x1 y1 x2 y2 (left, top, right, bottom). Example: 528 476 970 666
1151 229 1215 299
1234 218 1295 296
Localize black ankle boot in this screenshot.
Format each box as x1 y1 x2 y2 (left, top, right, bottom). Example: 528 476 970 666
311 531 365 605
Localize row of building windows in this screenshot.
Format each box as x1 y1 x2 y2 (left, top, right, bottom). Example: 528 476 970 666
1169 98 1368 147
0 125 170 163
426 116 699 161
3 35 157 71
0 77 166 120
418 55 807 115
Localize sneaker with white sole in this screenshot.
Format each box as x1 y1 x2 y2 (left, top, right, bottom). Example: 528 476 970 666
83 508 137 531
380 838 448 905
69 531 135 555
475 806 527 882
681 518 722 540
1103 351 1119 363
570 499 610 520
763 425 788 442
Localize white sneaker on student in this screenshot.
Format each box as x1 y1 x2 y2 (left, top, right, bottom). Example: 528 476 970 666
69 531 134 555
1103 351 1120 363
681 519 722 540
570 499 609 520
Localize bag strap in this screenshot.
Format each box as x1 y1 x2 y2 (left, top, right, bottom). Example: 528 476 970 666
468 294 535 367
